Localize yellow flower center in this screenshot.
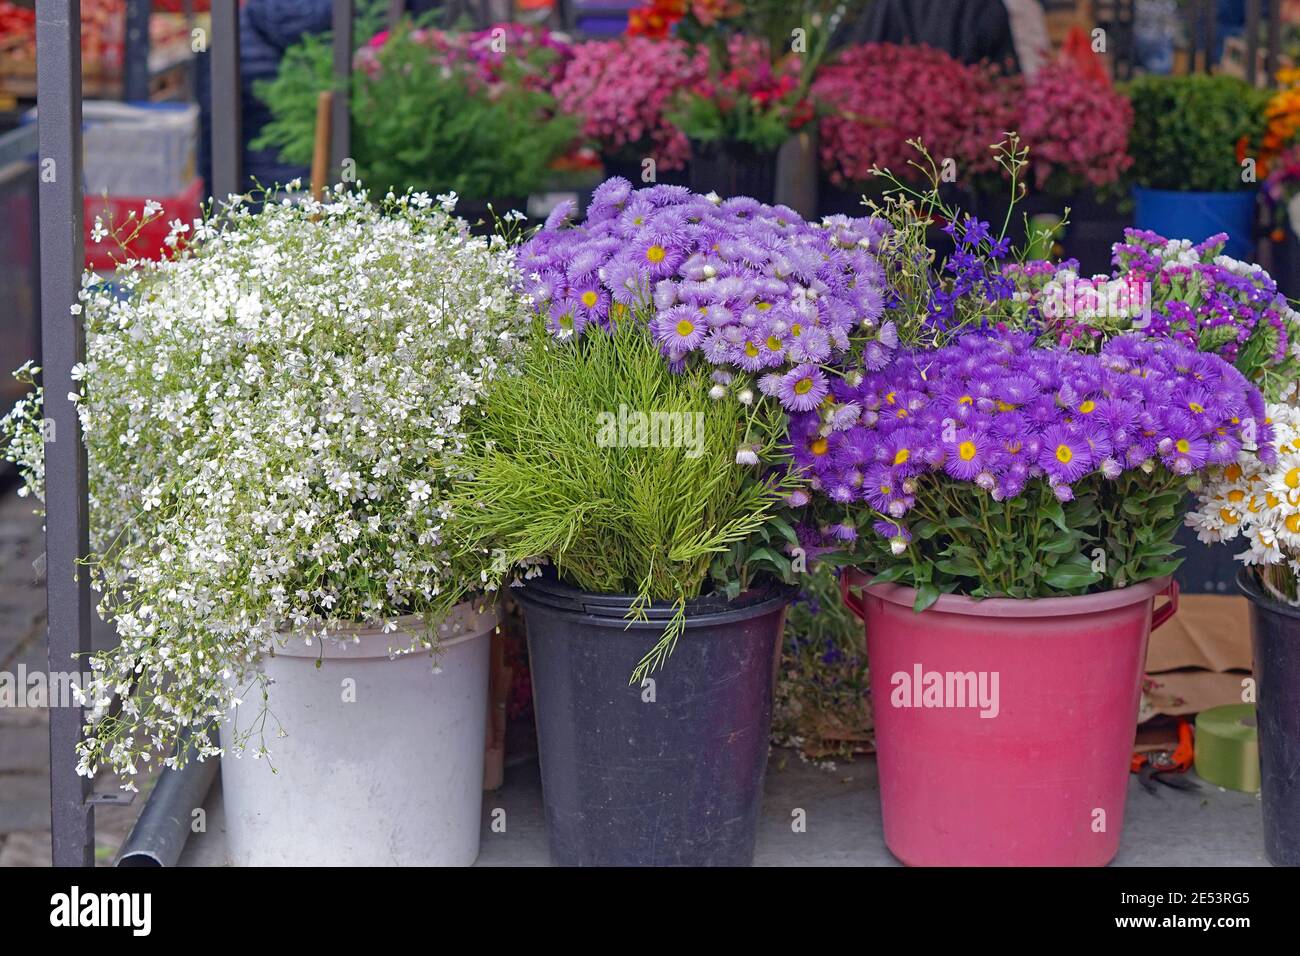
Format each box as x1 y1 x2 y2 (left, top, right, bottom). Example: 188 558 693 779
646 244 666 263
893 449 910 466
959 440 977 461
756 301 772 312
766 336 783 352
791 323 803 337
744 342 759 358
676 319 696 338
1287 514 1300 534
1056 444 1073 464
581 290 599 308
1220 508 1239 525
1225 464 1243 482
1286 467 1300 489
1188 401 1204 414
1228 489 1246 503
958 395 973 405
997 401 1015 412
1079 400 1096 414
811 438 829 456
794 377 814 395
885 391 896 405
1176 438 1191 454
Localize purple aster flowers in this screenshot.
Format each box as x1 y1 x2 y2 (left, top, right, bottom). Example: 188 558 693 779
788 328 1273 544
517 177 892 411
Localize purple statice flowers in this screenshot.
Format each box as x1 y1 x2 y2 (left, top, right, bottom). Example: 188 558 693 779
517 177 892 411
1010 229 1300 398
787 328 1273 543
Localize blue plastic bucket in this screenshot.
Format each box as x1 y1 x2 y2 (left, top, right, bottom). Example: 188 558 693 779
1132 186 1257 260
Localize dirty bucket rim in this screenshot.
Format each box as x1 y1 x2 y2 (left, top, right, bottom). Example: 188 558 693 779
513 569 791 628
1236 567 1300 621
844 567 1171 619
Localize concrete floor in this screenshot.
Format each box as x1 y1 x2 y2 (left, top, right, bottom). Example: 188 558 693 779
178 752 1268 867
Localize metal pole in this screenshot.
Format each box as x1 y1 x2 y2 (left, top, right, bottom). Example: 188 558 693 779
1246 0 1261 85
1205 0 1216 74
1266 0 1281 86
122 0 151 101
210 0 242 199
36 0 94 868
330 0 353 187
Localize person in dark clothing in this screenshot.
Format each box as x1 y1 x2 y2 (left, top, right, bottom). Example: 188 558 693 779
832 0 1021 71
197 0 334 194
197 0 462 194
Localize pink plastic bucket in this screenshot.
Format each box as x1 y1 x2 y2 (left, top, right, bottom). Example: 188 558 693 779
842 570 1178 867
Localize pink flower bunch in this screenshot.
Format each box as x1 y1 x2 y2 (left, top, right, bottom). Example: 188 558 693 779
1015 62 1133 193
553 37 705 170
813 43 1015 187
357 23 571 94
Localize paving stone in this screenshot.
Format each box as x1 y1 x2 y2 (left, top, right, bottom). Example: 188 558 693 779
0 722 49 772
0 772 50 833
0 829 51 866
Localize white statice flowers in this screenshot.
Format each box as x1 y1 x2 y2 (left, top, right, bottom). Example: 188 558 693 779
1 185 530 782
1188 402 1300 604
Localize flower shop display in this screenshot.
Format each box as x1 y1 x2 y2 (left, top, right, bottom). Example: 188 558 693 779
450 177 890 865
1189 401 1300 865
552 36 704 184
1124 74 1270 260
811 42 1014 207
660 2 854 201
1 186 531 865
1012 61 1134 272
255 21 578 211
816 159 1281 864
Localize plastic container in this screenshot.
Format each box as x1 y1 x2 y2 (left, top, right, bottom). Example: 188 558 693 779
689 139 777 204
517 573 789 866
1132 185 1257 260
1238 569 1300 866
842 570 1178 867
218 600 496 866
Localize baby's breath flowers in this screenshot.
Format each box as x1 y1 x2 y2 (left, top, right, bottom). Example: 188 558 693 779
1 184 530 783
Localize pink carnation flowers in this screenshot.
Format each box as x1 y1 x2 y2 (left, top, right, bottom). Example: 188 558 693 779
553 36 705 172
1015 62 1133 194
813 43 1015 187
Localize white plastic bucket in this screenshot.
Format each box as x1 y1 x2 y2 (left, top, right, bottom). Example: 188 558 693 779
218 600 496 866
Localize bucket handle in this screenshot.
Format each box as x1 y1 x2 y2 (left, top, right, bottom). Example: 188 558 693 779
1151 579 1180 632
840 571 867 621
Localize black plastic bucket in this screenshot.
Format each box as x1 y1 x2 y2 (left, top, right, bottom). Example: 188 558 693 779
1238 569 1300 866
516 573 790 866
688 139 778 204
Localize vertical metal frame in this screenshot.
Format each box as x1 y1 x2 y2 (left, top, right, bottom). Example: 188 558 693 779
331 0 353 185
36 0 95 868
122 0 151 101
210 0 242 198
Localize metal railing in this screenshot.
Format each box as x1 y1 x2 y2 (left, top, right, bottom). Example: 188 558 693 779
37 0 368 867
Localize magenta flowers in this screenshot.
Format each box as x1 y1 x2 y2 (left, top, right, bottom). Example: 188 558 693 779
1015 63 1134 195
517 177 893 411
552 37 705 172
812 43 1015 187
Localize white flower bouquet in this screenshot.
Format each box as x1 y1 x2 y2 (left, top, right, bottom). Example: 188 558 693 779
1188 400 1300 605
1 185 529 783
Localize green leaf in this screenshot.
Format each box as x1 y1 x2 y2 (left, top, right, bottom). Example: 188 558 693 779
1042 565 1103 590
914 583 942 613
